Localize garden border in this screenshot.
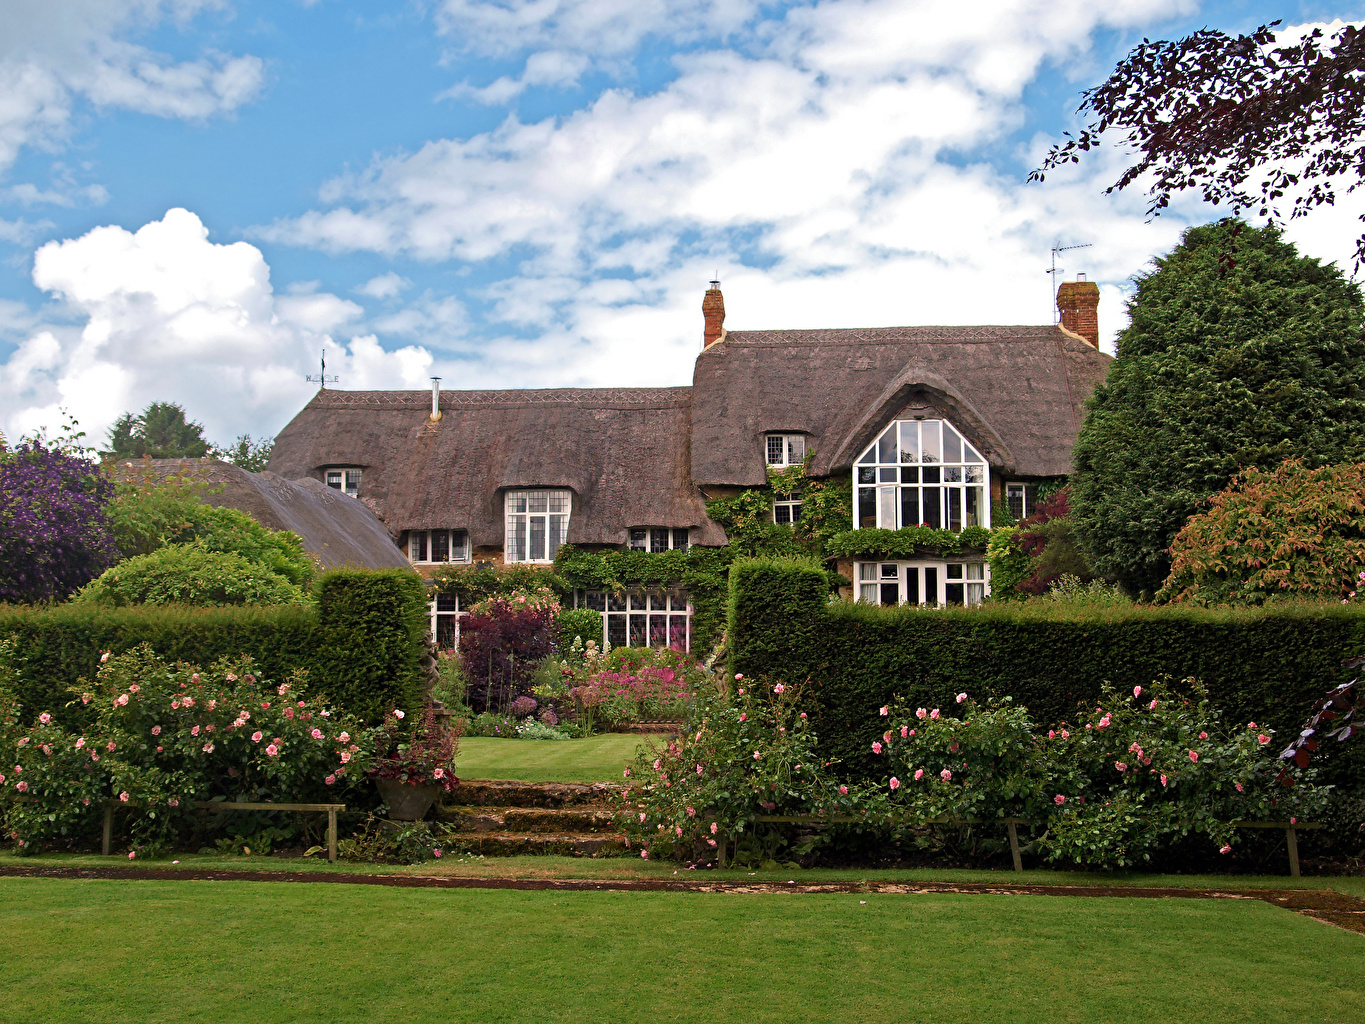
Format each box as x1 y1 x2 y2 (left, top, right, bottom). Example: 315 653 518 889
101 801 347 862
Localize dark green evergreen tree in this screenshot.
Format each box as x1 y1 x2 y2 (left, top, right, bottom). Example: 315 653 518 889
1070 219 1365 596
100 402 212 461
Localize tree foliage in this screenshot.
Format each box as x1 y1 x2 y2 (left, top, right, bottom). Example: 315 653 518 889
1032 22 1365 267
0 438 116 603
1069 220 1365 595
1162 459 1365 606
101 402 212 461
216 434 275 473
73 544 308 608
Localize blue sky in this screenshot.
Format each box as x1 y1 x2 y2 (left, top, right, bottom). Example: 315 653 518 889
2 0 1361 447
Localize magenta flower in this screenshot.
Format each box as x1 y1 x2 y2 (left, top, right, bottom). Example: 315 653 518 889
128 851 136 860
1053 794 1065 805
838 785 849 795
1133 686 1142 698
871 742 883 754
889 777 900 790
1047 730 1056 739
739 713 746 722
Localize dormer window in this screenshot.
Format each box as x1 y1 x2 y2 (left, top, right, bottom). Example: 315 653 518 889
854 419 988 532
766 434 805 467
325 468 362 497
506 489 571 563
629 528 690 553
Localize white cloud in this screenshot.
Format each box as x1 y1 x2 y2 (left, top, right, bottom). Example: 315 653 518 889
356 272 410 299
0 0 265 174
0 208 432 444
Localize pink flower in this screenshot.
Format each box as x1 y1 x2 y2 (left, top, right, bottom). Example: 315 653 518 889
900 726 909 738
686 806 696 817
640 850 649 859
1060 729 1070 739
311 728 323 739
774 683 785 694
251 730 264 743
956 693 967 704
710 822 718 834
106 741 116 751
1257 734 1271 745
623 768 631 777
75 737 85 749
1133 686 1142 698
1053 794 1065 805
1220 844 1232 855
171 700 180 710
116 694 129 707
735 673 743 680
266 744 279 757
119 791 129 802
325 775 336 786
151 726 161 736
128 851 136 860
1160 775 1168 787
1291 817 1298 825
82 797 89 806
191 725 200 737
1235 782 1244 792
739 713 746 722
38 713 51 724
1248 722 1257 729
15 781 28 792
879 706 889 716
340 750 351 763
838 785 848 796
298 701 305 708
1048 730 1056 739
393 709 405 720
1148 699 1158 711
738 688 744 695
1097 714 1111 729
752 751 761 760
207 699 216 710
940 769 952 781
930 709 940 720
639 812 647 822
914 769 924 781
653 759 662 770
1115 762 1127 772
871 742 883 754
1188 750 1199 763
91 753 99 761
261 702 270 709
1199 731 1208 740
202 742 214 753
100 652 110 663
695 764 703 775
1128 742 1142 754
284 708 295 720
884 731 893 744
182 697 194 707
675 826 683 837
339 732 350 743
889 777 900 790
707 838 717 847
432 849 443 858
908 729 915 737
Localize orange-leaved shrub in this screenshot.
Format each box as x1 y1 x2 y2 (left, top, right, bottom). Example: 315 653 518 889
1162 459 1365 606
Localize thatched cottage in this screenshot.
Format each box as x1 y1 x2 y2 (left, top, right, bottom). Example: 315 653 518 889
267 279 1110 648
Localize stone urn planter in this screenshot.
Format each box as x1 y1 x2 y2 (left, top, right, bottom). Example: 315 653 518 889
375 777 443 821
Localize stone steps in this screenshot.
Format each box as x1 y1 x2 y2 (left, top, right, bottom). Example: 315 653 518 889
438 779 628 857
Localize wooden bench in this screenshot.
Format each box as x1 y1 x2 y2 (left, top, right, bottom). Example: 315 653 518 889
754 815 1320 875
102 801 347 863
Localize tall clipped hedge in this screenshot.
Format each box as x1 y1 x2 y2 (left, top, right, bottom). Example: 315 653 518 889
0 569 429 726
727 557 1365 791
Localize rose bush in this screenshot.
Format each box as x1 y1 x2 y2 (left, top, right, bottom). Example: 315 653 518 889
619 677 878 867
875 681 1328 868
0 644 383 856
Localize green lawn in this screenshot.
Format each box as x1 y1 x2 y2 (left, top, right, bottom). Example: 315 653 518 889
456 733 649 781
0 877 1360 1023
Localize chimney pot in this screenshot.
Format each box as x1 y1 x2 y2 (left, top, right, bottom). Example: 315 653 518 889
702 280 726 349
430 377 442 421
1056 276 1101 349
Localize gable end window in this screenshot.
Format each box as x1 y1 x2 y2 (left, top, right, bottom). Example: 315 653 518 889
407 530 470 564
506 489 571 563
629 528 690 553
325 468 362 497
766 434 806 467
853 419 988 533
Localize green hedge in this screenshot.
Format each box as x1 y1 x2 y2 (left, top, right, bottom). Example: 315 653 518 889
556 608 603 652
0 569 430 726
727 557 1365 791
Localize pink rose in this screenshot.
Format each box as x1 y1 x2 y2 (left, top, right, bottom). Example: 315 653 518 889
203 742 215 753
1257 734 1271 745
774 683 785 694
325 775 336 786
695 764 703 775
1220 845 1232 854
266 744 279 757
151 726 160 736
182 697 194 707
1060 730 1069 739
1148 699 1158 710
1199 731 1208 740
623 768 631 777
838 785 848 795
191 725 200 737
433 849 443 858
1115 762 1127 772
1248 722 1257 729
393 709 405 719
251 731 263 743
687 806 696 816
707 838 717 847
339 732 350 743
889 777 900 790
100 652 110 663
119 791 129 802
710 822 718 834
639 812 647 822
930 709 940 720
871 742 882 754
640 851 649 860
116 694 129 707
128 851 136 860
916 708 927 719
38 713 51 724
75 737 85 749
1235 782 1244 792
1133 686 1142 698
1048 730 1056 739
940 769 952 781
340 751 351 763
1188 750 1199 763
900 726 908 738
1053 794 1065 805
106 741 115 752
956 693 967 704
311 728 323 739
752 751 761 760
879 706 889 717
735 673 743 680
284 708 295 720
739 713 746 722
914 769 924 781
1160 775 1168 787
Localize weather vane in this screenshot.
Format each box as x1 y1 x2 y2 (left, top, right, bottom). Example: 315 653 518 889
306 351 339 390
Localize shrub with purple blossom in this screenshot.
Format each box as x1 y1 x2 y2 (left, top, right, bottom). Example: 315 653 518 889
0 437 116 603
509 695 538 718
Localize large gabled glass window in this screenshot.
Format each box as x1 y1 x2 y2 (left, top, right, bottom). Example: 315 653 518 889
505 489 571 563
854 420 988 532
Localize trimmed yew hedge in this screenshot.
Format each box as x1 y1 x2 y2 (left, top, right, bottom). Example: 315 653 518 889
728 557 1365 788
0 568 429 726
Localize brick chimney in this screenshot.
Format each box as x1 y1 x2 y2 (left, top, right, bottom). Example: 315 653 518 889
702 280 725 348
1056 274 1100 348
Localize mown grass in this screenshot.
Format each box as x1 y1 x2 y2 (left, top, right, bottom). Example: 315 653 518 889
0 876 1360 1024
5 849 1363 898
456 733 649 781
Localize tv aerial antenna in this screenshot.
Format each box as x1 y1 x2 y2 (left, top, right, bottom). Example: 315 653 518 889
1046 243 1092 323
306 351 339 390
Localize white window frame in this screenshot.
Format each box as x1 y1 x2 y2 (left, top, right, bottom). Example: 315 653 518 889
628 528 690 553
325 468 362 497
766 433 806 468
407 529 470 564
505 489 571 564
577 589 692 652
773 491 803 525
853 419 989 533
1006 483 1038 522
431 593 466 649
855 560 989 607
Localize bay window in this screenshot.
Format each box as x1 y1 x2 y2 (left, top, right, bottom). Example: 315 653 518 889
856 561 988 607
854 419 988 532
505 489 571 563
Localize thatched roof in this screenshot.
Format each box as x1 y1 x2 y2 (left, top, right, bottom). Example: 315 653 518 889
691 325 1111 486
266 322 1110 549
267 388 726 548
137 459 413 570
